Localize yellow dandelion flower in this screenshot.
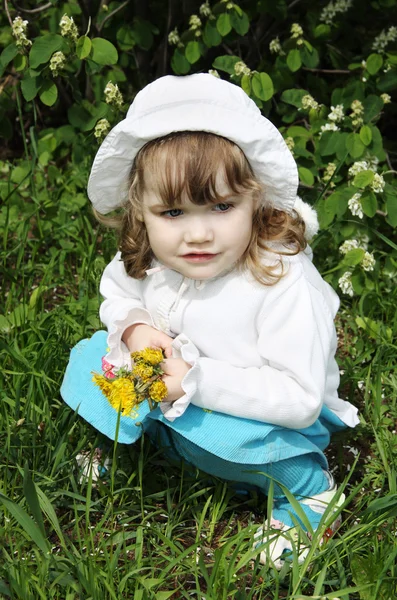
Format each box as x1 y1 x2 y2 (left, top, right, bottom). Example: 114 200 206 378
109 377 137 416
148 380 168 403
92 373 113 399
132 347 164 366
132 362 154 382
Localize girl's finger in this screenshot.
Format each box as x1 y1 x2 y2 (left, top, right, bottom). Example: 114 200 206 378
163 345 173 358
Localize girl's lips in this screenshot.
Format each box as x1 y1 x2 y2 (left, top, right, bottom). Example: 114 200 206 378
182 253 218 262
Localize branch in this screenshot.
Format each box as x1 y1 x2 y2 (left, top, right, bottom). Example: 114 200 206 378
4 0 13 27
302 67 352 74
9 0 52 13
98 0 131 33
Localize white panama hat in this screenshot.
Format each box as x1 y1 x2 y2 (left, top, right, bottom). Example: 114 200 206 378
88 74 318 239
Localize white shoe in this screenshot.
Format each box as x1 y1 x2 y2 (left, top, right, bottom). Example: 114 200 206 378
254 481 345 570
76 448 111 484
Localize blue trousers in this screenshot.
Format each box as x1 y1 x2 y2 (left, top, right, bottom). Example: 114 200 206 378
62 331 347 529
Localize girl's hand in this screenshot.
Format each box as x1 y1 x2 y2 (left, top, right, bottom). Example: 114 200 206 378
123 323 174 358
161 358 192 402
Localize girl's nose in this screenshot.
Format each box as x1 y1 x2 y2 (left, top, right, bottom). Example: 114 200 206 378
183 217 214 244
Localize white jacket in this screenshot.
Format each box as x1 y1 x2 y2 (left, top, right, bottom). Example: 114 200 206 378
99 250 359 430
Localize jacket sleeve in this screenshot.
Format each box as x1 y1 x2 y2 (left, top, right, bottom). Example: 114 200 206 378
99 252 154 367
164 275 337 429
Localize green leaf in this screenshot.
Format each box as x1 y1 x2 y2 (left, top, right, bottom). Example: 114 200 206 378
0 43 19 69
29 34 64 69
68 102 108 131
319 131 341 156
298 167 314 186
351 271 366 294
287 125 311 139
0 492 50 554
21 74 41 102
346 133 365 158
230 10 250 35
116 25 136 51
133 17 155 50
286 49 302 72
39 81 58 107
313 24 331 38
23 463 46 537
281 88 308 108
300 45 319 68
366 53 383 75
377 68 397 92
90 38 118 65
251 72 274 101
359 125 372 146
325 190 348 218
363 94 384 121
14 53 27 72
385 189 397 227
361 190 377 217
343 247 365 267
353 170 374 188
217 13 232 36
76 35 92 59
212 54 240 75
185 41 201 64
203 21 222 47
171 49 191 75
241 74 251 95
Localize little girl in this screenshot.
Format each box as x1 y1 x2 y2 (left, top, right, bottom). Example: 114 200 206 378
61 73 359 569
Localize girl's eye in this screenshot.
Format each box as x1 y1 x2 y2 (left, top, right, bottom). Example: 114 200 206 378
162 208 183 218
214 203 232 212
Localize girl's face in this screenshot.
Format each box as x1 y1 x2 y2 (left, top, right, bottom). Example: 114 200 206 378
141 175 257 280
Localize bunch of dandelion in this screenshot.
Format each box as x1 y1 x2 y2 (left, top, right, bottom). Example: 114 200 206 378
92 347 168 417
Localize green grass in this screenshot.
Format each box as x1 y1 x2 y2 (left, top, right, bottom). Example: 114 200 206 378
1 159 396 599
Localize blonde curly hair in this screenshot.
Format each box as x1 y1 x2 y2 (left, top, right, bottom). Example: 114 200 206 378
94 131 307 285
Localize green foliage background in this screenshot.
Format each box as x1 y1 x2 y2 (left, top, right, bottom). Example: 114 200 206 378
0 1 396 598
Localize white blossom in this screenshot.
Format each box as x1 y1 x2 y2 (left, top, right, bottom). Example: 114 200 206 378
356 231 369 249
168 28 180 45
371 172 385 194
208 69 220 78
381 93 391 104
339 239 360 254
104 81 124 109
94 118 111 142
290 23 303 39
234 61 251 76
199 1 212 17
189 15 202 30
12 16 32 48
348 193 364 218
350 99 364 127
49 51 66 76
319 122 339 135
348 161 368 177
285 136 295 151
372 26 397 52
338 271 354 296
328 104 344 123
323 162 337 185
361 251 376 272
366 155 379 172
59 14 78 41
301 94 319 110
269 37 282 54
320 0 353 25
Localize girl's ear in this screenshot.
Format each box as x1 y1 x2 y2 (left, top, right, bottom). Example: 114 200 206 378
135 209 144 222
